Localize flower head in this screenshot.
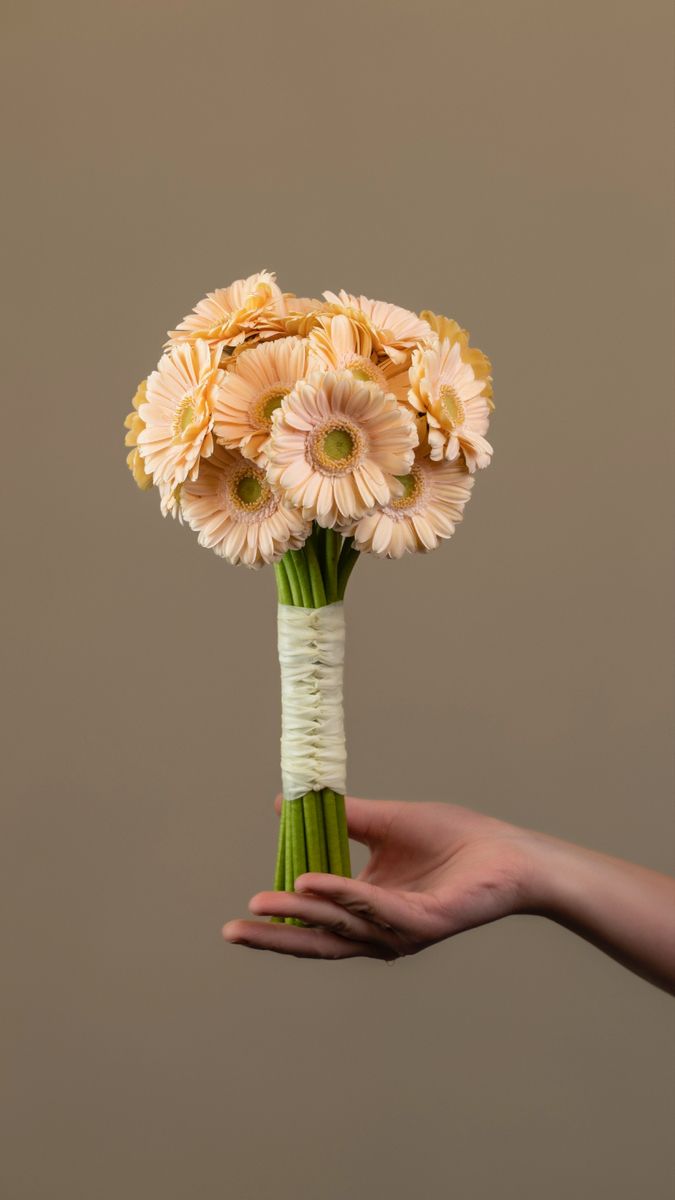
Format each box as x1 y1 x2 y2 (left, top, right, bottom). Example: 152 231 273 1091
266 370 418 527
350 454 474 558
409 339 493 471
308 314 410 403
181 445 311 567
212 336 309 464
421 310 494 408
322 290 432 364
167 270 284 352
138 340 221 492
124 379 153 490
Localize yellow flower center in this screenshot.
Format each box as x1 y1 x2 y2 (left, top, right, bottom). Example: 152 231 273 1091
172 389 208 441
439 386 466 427
237 475 263 505
309 420 363 474
254 386 290 429
390 467 423 510
230 466 270 512
346 356 380 384
323 427 355 461
180 403 195 432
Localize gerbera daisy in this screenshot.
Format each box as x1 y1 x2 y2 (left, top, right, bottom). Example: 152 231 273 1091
421 310 494 408
409 339 493 471
266 370 418 528
350 454 474 558
212 336 310 465
181 445 311 567
123 379 153 490
167 270 284 351
308 314 410 403
322 290 432 364
138 340 221 492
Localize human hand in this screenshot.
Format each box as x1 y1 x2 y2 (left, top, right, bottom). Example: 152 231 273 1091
223 795 535 960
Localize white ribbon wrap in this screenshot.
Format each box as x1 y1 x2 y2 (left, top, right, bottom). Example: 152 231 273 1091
277 602 347 801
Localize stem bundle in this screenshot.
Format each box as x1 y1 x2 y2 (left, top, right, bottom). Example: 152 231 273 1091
273 527 357 922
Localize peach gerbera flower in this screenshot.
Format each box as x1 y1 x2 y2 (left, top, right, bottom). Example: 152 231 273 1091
350 454 474 558
266 370 418 528
124 379 153 490
322 290 432 364
212 336 310 465
181 445 311 567
308 314 410 403
421 310 494 408
409 339 493 472
138 340 221 492
167 270 284 351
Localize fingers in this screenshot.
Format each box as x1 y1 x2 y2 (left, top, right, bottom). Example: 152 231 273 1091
222 919 395 960
295 873 423 938
273 793 398 847
248 890 400 952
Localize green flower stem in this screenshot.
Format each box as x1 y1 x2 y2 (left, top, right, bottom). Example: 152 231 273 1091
283 552 303 606
314 788 329 873
289 549 312 607
303 538 327 608
274 561 293 606
337 544 360 600
289 798 308 926
321 788 343 875
302 791 324 873
283 798 295 923
270 798 287 922
292 799 308 878
334 792 352 877
274 799 287 888
324 529 341 603
309 523 323 569
337 533 353 566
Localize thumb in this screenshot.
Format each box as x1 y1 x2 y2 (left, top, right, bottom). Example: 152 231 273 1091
342 795 395 846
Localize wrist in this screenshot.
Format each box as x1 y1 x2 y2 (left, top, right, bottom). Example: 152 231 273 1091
515 829 582 918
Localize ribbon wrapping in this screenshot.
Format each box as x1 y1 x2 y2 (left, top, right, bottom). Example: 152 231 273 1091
277 602 347 801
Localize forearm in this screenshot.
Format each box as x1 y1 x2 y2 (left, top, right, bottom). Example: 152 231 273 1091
525 832 675 994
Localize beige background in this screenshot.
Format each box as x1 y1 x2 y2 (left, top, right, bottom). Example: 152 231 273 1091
1 1 673 1197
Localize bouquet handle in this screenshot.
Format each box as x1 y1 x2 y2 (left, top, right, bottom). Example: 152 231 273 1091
273 530 355 919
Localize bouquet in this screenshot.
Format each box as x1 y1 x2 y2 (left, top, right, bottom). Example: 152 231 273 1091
124 271 493 919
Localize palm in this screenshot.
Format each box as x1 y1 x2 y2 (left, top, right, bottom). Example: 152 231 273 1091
356 801 529 943
223 797 531 960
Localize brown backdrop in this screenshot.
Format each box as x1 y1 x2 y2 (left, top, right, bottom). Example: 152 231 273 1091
2 2 674 1197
